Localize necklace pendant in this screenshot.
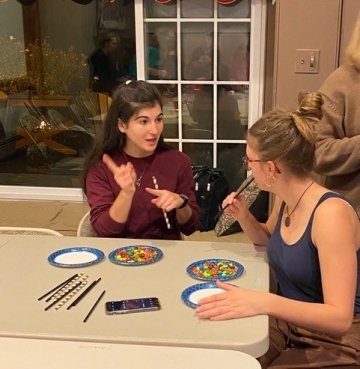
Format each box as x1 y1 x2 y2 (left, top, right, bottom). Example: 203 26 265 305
284 216 291 227
136 179 141 187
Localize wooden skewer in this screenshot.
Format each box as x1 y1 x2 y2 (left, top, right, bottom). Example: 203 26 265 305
55 281 87 310
67 278 101 310
216 176 255 218
83 290 106 323
38 274 78 301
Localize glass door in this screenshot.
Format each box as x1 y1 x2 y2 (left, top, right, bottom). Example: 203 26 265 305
135 0 266 190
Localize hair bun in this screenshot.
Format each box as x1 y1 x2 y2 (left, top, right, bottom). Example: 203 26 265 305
293 92 323 122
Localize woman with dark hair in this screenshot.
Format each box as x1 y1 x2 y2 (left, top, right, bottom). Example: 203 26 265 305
82 80 199 240
195 92 360 368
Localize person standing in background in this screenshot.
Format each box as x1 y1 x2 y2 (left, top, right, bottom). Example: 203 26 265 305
88 31 124 96
129 32 167 80
314 14 360 217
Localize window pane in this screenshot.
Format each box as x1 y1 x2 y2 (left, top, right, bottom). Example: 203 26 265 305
145 23 177 81
0 93 106 187
183 84 213 139
182 143 213 167
181 0 214 18
217 0 251 18
0 0 134 188
144 0 177 18
181 23 213 81
218 22 250 81
217 85 248 139
218 143 246 191
181 85 196 128
0 0 265 199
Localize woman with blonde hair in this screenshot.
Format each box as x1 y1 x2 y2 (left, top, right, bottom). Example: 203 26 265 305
314 14 360 217
196 92 360 368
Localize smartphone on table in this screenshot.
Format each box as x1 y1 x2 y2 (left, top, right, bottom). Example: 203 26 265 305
105 297 161 314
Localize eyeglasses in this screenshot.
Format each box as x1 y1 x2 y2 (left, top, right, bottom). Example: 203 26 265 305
242 155 281 174
242 155 263 169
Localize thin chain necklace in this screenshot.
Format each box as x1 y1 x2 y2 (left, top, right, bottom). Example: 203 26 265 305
122 151 147 187
284 181 314 227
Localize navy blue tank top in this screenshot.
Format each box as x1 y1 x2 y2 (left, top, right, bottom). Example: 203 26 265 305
268 192 360 314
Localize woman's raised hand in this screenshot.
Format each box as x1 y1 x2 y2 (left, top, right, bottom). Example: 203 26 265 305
222 192 248 220
145 187 184 212
102 154 136 194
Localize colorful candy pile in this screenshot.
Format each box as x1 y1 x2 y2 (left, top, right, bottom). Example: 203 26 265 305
114 246 158 264
191 260 238 280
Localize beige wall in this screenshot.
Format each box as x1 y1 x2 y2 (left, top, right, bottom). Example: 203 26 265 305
272 0 341 110
271 0 360 110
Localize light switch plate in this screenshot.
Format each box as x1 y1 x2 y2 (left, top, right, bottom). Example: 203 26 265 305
295 49 320 74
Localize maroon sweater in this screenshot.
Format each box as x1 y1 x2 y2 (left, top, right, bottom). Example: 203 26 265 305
86 149 200 239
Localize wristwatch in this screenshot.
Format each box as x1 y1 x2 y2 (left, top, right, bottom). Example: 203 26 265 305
178 194 189 209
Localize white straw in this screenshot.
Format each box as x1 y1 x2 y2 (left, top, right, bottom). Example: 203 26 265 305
152 176 171 229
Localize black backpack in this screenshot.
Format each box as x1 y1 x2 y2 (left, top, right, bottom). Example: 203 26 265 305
192 165 229 232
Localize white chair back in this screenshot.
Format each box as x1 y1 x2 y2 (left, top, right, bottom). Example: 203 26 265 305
77 210 97 237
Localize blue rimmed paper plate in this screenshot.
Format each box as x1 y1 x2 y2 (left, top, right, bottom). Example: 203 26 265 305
186 258 244 281
108 245 163 266
181 282 225 309
48 247 104 268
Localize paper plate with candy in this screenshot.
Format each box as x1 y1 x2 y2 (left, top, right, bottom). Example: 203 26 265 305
186 258 244 281
108 245 163 266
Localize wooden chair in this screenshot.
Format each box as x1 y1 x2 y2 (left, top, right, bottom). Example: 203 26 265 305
70 102 92 129
0 227 63 236
47 109 69 130
16 113 77 156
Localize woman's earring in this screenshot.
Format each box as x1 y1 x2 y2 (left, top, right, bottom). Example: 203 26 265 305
265 175 275 188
